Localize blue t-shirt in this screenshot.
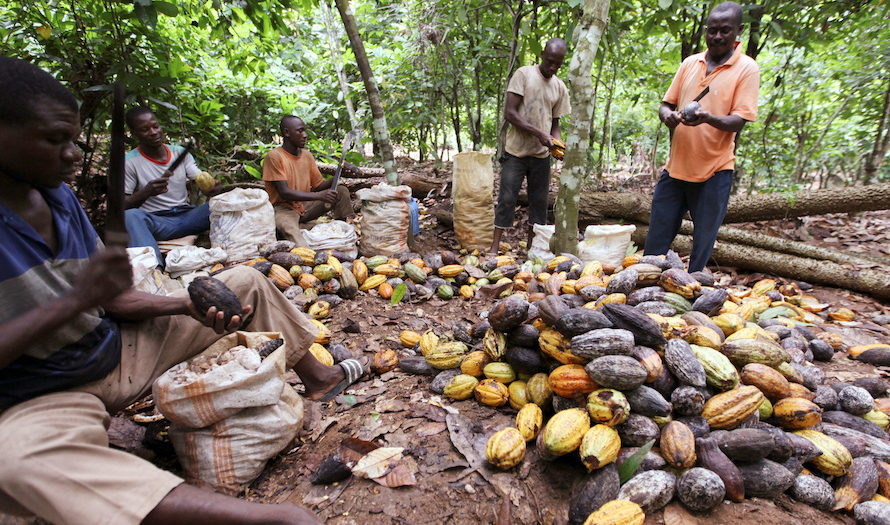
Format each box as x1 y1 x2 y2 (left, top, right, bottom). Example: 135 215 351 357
0 184 121 411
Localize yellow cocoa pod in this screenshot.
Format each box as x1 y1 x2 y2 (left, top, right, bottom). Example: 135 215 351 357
579 424 621 470
359 274 387 291
399 330 421 348
419 330 439 356
308 343 334 366
195 171 216 192
516 402 544 441
460 350 490 377
311 319 332 345
485 427 526 470
443 374 479 400
508 380 530 410
474 378 509 407
583 500 644 525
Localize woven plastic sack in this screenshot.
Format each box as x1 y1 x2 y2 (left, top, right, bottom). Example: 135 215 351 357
154 332 302 495
452 152 494 251
209 188 276 263
355 183 412 257
578 224 637 266
302 220 359 259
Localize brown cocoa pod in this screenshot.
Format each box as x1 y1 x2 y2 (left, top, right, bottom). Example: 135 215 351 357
737 459 795 498
697 436 745 502
187 276 243 326
568 463 619 525
715 428 776 462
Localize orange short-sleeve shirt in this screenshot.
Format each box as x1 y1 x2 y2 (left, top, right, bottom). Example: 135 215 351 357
663 43 760 182
262 146 324 215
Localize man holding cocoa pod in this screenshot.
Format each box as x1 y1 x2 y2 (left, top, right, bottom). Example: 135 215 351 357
490 37 571 256
0 57 368 525
123 106 220 268
644 1 759 272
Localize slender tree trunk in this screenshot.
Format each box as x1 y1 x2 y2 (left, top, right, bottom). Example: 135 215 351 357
497 0 525 157
321 0 360 134
334 0 397 184
792 93 854 183
550 0 611 255
862 78 890 183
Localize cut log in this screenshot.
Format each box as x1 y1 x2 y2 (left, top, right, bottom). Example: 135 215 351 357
317 162 384 177
675 220 887 266
400 171 451 198
578 182 890 224
633 226 890 300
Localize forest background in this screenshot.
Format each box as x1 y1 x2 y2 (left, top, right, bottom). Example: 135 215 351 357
1 0 888 212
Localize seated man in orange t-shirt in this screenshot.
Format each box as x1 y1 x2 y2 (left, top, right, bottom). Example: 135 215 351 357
644 1 759 273
262 116 356 245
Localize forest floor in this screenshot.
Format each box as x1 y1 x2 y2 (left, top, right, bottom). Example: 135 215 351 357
2 159 889 525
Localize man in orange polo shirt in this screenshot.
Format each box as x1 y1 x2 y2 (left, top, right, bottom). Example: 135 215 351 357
644 1 759 272
262 116 356 246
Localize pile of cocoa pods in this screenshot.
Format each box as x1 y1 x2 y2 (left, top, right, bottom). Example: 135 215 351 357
386 250 890 525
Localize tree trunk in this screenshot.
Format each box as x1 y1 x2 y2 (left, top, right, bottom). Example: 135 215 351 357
334 0 398 184
321 0 360 133
862 78 890 183
550 0 611 255
632 226 890 300
577 182 890 224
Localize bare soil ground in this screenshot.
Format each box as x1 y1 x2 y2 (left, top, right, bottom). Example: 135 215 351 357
3 160 888 525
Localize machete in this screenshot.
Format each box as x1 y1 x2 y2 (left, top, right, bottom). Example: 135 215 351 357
164 141 194 177
105 82 130 248
330 130 359 191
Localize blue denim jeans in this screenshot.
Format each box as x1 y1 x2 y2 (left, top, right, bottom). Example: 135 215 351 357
125 204 211 267
643 170 733 272
494 153 552 229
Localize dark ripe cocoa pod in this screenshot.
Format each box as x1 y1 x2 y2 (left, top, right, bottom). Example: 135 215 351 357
327 343 353 364
831 433 870 458
562 294 586 309
567 463 619 525
689 270 716 286
626 286 666 306
809 338 835 362
258 240 297 258
854 377 889 399
399 356 437 375
310 454 352 484
506 324 540 347
187 276 243 326
328 249 354 263
696 436 745 502
754 422 794 463
782 456 804 476
440 250 461 265
681 100 701 122
786 432 824 463
716 428 776 462
663 338 707 388
790 475 836 512
834 456 879 511
617 446 667 472
813 386 840 411
677 416 710 438
601 303 667 347
505 346 548 375
671 385 708 417
634 301 676 317
692 288 727 316
665 249 685 269
537 295 570 326
677 467 725 512
831 382 855 394
764 324 793 340
452 321 474 345
266 251 303 269
617 470 676 514
606 268 638 295
430 369 462 394
650 365 678 400
855 501 890 525
617 414 660 447
625 385 672 417
554 308 613 337
840 386 876 415
488 296 529 332
737 459 795 498
585 355 648 391
251 261 274 276
470 320 491 339
822 411 888 439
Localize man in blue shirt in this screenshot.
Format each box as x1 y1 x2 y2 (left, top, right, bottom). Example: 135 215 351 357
0 57 361 525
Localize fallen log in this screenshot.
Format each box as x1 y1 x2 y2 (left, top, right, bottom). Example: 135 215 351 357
633 226 890 300
677 221 888 267
317 162 385 177
578 182 890 224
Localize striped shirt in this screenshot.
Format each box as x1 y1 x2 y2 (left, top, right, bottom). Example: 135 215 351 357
0 184 121 411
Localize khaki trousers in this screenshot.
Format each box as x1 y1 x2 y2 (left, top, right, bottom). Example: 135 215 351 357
0 266 317 525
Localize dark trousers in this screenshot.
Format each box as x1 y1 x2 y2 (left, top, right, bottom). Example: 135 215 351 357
643 170 733 272
494 153 551 229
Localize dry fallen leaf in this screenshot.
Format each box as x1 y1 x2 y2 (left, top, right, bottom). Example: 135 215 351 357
663 501 699 525
352 447 404 479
